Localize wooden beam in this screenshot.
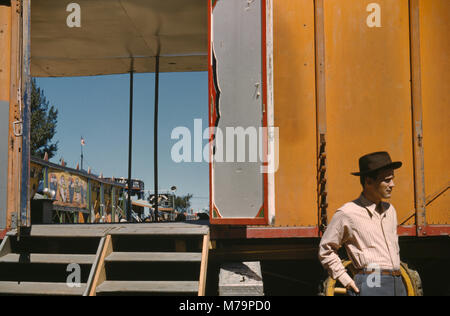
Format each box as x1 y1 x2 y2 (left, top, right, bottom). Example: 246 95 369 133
198 232 210 296
7 0 22 231
409 0 427 236
89 235 113 296
19 0 31 227
0 3 11 101
84 236 106 296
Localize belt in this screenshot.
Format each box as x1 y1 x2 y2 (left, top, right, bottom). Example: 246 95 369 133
357 269 402 277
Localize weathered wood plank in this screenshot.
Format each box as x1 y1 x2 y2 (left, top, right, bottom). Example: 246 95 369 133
0 253 95 264
7 0 22 232
84 236 106 296
89 235 113 296
105 252 202 263
0 281 86 296
198 233 210 296
96 281 199 294
20 224 209 238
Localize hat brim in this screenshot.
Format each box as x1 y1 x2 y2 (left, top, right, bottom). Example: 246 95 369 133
351 161 402 176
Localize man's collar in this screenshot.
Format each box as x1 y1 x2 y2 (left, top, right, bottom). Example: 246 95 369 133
358 193 386 217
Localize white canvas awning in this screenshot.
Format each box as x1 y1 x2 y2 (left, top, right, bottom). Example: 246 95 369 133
31 0 208 77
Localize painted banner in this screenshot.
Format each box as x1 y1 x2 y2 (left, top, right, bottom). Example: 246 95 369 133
49 170 88 210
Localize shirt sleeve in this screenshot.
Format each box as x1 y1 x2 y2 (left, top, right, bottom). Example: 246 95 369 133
391 205 400 255
318 210 353 287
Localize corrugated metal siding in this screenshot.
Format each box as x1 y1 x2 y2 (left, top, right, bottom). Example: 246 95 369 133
273 0 317 227
323 0 415 225
420 0 450 225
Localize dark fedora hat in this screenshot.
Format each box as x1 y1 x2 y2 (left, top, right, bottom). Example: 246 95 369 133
351 151 402 176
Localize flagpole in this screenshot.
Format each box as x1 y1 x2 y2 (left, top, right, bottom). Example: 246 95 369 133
80 138 84 170
127 69 134 222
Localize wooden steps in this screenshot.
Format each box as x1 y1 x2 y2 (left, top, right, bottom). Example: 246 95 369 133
0 281 87 296
91 232 210 296
0 235 103 296
0 223 210 296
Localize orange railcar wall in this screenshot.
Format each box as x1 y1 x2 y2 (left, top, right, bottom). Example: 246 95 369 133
419 0 450 225
273 0 317 227
273 0 449 234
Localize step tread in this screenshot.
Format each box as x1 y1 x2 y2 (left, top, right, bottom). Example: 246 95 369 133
96 281 199 294
0 281 86 296
105 252 202 263
9 224 209 238
0 253 96 265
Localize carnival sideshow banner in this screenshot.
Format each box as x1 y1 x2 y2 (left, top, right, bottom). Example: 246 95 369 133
49 171 88 210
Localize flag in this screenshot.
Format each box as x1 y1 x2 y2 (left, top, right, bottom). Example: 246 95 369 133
81 137 86 146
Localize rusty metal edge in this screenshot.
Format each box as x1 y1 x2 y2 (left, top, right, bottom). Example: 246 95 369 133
409 0 427 237
314 0 327 236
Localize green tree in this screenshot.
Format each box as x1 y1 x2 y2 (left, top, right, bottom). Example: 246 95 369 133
174 194 193 213
30 79 58 159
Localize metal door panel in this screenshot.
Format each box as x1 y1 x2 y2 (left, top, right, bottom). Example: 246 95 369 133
419 0 450 225
210 0 270 224
323 0 416 223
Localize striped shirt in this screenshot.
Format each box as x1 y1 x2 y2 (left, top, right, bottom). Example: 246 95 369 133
318 194 401 287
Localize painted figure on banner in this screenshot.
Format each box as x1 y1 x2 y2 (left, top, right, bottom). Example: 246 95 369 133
50 173 58 194
68 177 74 203
58 175 67 203
74 178 81 203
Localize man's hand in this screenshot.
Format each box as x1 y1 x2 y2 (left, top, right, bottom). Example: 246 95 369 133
346 280 360 294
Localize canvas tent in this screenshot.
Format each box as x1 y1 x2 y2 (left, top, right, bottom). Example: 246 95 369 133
31 0 208 77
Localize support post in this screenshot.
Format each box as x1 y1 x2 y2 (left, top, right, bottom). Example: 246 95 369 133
127 70 134 222
154 56 160 221
20 0 31 228
7 0 22 232
0 1 12 231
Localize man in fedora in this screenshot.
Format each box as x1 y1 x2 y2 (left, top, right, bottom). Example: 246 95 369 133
319 151 407 296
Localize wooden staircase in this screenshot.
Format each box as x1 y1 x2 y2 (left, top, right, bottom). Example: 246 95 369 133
0 235 102 296
0 223 210 296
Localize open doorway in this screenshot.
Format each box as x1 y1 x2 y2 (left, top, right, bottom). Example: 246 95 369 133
28 0 209 225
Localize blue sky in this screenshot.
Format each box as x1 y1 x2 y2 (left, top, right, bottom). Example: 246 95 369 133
35 72 209 211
